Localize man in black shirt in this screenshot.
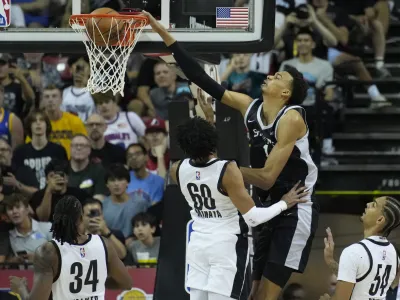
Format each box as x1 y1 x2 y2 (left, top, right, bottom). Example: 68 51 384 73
30 159 88 222
13 109 68 189
86 113 126 168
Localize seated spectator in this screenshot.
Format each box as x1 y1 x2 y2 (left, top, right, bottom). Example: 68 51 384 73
279 28 335 156
82 198 126 259
125 212 160 266
68 134 107 200
33 85 87 158
144 118 169 178
0 174 11 264
312 0 389 107
282 283 306 300
12 0 50 27
62 56 95 122
221 53 265 99
0 84 24 150
126 143 165 205
0 138 39 197
0 53 35 119
30 159 88 222
4 194 52 264
102 164 149 238
86 113 126 168
93 91 146 149
13 109 67 189
150 61 191 120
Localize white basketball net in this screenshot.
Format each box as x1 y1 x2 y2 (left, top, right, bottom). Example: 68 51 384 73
70 16 148 96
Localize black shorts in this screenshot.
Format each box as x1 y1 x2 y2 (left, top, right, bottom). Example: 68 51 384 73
252 202 319 280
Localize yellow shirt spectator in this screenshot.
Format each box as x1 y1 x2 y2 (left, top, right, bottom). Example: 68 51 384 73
26 112 87 158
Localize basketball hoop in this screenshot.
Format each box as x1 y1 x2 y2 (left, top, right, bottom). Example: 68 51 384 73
69 13 149 96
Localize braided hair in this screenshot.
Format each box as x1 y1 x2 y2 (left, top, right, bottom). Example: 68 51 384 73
51 195 82 245
381 196 400 237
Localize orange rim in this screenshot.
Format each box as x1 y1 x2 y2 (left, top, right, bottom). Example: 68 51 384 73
69 14 149 29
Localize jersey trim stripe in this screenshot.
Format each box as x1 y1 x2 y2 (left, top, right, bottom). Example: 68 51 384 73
366 238 390 246
243 99 259 130
99 236 109 272
217 161 231 196
176 159 185 188
188 158 220 168
50 241 62 283
229 234 249 299
356 242 373 282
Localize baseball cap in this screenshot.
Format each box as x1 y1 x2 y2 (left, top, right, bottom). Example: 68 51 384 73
145 117 166 134
0 53 11 64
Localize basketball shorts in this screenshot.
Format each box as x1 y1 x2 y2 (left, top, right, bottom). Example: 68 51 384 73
252 201 319 280
186 231 249 300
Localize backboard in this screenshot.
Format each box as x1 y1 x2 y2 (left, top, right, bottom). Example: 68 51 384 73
0 0 275 54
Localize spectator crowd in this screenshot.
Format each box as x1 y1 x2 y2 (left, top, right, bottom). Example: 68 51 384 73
0 0 396 285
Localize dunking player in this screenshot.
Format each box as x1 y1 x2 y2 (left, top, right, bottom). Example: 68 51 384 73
9 196 132 299
144 11 318 300
320 196 400 300
170 116 308 300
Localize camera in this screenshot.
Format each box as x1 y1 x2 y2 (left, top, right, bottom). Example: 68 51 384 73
296 4 309 20
89 209 100 218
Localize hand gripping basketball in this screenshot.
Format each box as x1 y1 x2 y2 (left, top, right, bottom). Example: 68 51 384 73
281 181 308 209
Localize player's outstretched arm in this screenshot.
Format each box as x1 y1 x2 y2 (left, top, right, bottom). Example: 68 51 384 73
222 162 307 227
142 11 253 116
9 242 57 300
102 236 133 290
240 110 306 190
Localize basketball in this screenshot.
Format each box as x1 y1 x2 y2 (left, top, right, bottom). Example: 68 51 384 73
85 7 124 46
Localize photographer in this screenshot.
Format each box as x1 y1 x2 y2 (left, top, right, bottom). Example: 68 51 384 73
82 198 127 260
29 159 88 222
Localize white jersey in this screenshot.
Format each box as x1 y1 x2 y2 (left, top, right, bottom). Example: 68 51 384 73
51 234 108 300
62 86 96 122
177 158 248 235
338 236 399 300
104 111 146 149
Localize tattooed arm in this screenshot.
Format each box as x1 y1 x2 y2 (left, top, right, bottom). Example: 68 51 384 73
10 242 58 300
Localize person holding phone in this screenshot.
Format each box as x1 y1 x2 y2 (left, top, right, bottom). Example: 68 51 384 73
82 198 127 260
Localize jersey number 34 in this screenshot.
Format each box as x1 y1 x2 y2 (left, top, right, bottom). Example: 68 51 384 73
69 260 99 294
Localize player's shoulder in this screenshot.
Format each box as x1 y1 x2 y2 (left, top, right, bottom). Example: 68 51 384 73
341 242 368 260
279 108 305 128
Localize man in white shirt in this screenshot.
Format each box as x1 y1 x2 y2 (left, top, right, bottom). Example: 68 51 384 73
321 196 400 300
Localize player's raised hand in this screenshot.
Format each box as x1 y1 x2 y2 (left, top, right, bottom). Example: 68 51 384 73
281 181 308 209
142 10 162 31
319 293 331 300
324 227 335 264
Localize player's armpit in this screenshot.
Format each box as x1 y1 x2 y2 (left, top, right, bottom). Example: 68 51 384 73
330 280 355 300
102 236 132 290
26 242 58 300
240 111 306 190
221 90 254 116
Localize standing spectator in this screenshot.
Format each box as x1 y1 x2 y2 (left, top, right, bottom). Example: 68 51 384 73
12 0 50 27
126 143 165 205
150 61 191 120
68 134 107 200
82 198 127 259
102 164 149 238
279 28 335 155
0 53 35 118
86 113 126 168
144 117 169 178
126 212 160 266
62 56 96 122
0 84 24 149
13 110 67 189
0 139 39 197
30 159 88 222
4 194 52 264
33 85 87 158
93 91 146 149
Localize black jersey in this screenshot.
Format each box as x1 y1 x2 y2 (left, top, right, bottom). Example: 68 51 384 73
244 99 318 203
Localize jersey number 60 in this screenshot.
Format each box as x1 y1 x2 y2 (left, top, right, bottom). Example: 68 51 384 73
187 183 216 210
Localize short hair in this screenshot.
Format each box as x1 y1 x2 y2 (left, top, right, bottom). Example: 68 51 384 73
82 197 103 210
91 90 118 104
176 117 217 161
296 27 315 40
72 133 90 142
45 158 69 177
105 163 130 183
3 193 29 209
51 195 82 245
282 283 304 300
67 55 89 67
284 65 309 105
381 196 400 237
43 84 61 92
24 109 52 138
126 143 147 156
131 212 157 228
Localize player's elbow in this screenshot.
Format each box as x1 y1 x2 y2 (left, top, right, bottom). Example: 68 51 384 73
121 277 133 290
258 172 276 190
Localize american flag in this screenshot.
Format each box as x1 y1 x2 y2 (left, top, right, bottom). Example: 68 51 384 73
216 7 249 29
